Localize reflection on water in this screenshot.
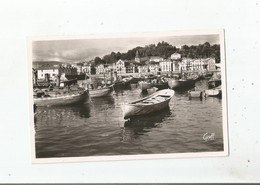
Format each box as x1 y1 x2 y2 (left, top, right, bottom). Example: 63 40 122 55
35 85 223 158
90 95 115 105
121 108 171 142
124 108 171 127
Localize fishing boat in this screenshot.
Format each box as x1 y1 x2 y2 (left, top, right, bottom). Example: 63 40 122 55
65 73 87 81
122 89 175 119
208 79 221 89
113 77 142 89
33 88 89 106
152 82 169 90
138 81 152 91
124 77 142 86
88 86 113 98
168 79 195 90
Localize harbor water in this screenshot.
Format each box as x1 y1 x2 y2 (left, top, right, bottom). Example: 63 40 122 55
34 83 223 158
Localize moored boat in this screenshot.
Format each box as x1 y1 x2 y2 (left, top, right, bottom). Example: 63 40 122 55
122 89 175 119
65 74 87 81
205 85 222 97
152 82 169 90
34 89 89 106
89 86 113 98
208 79 221 89
124 77 142 86
168 79 195 90
188 90 204 99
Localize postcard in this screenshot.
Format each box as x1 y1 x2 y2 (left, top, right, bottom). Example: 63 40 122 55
27 29 228 163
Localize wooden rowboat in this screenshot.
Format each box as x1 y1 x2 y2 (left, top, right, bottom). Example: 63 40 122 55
89 87 113 98
122 89 175 119
34 89 89 106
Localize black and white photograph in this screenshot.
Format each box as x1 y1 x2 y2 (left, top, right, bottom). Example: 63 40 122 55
28 30 228 163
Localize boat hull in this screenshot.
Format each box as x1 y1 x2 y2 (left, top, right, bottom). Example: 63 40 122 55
122 89 175 119
34 90 89 106
89 88 112 98
208 80 221 89
152 83 168 90
205 89 222 97
123 99 171 119
168 79 195 90
125 77 142 86
65 74 87 80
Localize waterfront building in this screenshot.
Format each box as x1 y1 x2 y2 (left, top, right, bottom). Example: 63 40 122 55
135 50 150 64
149 56 164 63
206 58 216 71
76 63 83 74
59 65 77 75
37 67 60 79
159 59 174 72
116 59 126 74
33 61 79 80
178 60 187 71
189 59 204 71
33 61 61 79
138 65 149 73
82 63 92 74
95 64 105 74
178 58 216 72
148 61 160 73
171 52 181 60
125 60 139 73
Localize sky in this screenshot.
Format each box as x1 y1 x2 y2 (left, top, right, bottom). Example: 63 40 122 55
32 34 220 63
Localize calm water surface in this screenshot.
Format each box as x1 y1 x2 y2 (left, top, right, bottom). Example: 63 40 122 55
35 85 223 158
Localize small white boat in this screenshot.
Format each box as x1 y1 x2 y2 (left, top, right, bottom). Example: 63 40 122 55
122 89 175 119
188 90 203 98
89 87 113 98
205 86 222 97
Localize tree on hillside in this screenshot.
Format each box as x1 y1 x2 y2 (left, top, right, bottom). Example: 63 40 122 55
94 57 103 65
98 41 221 64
